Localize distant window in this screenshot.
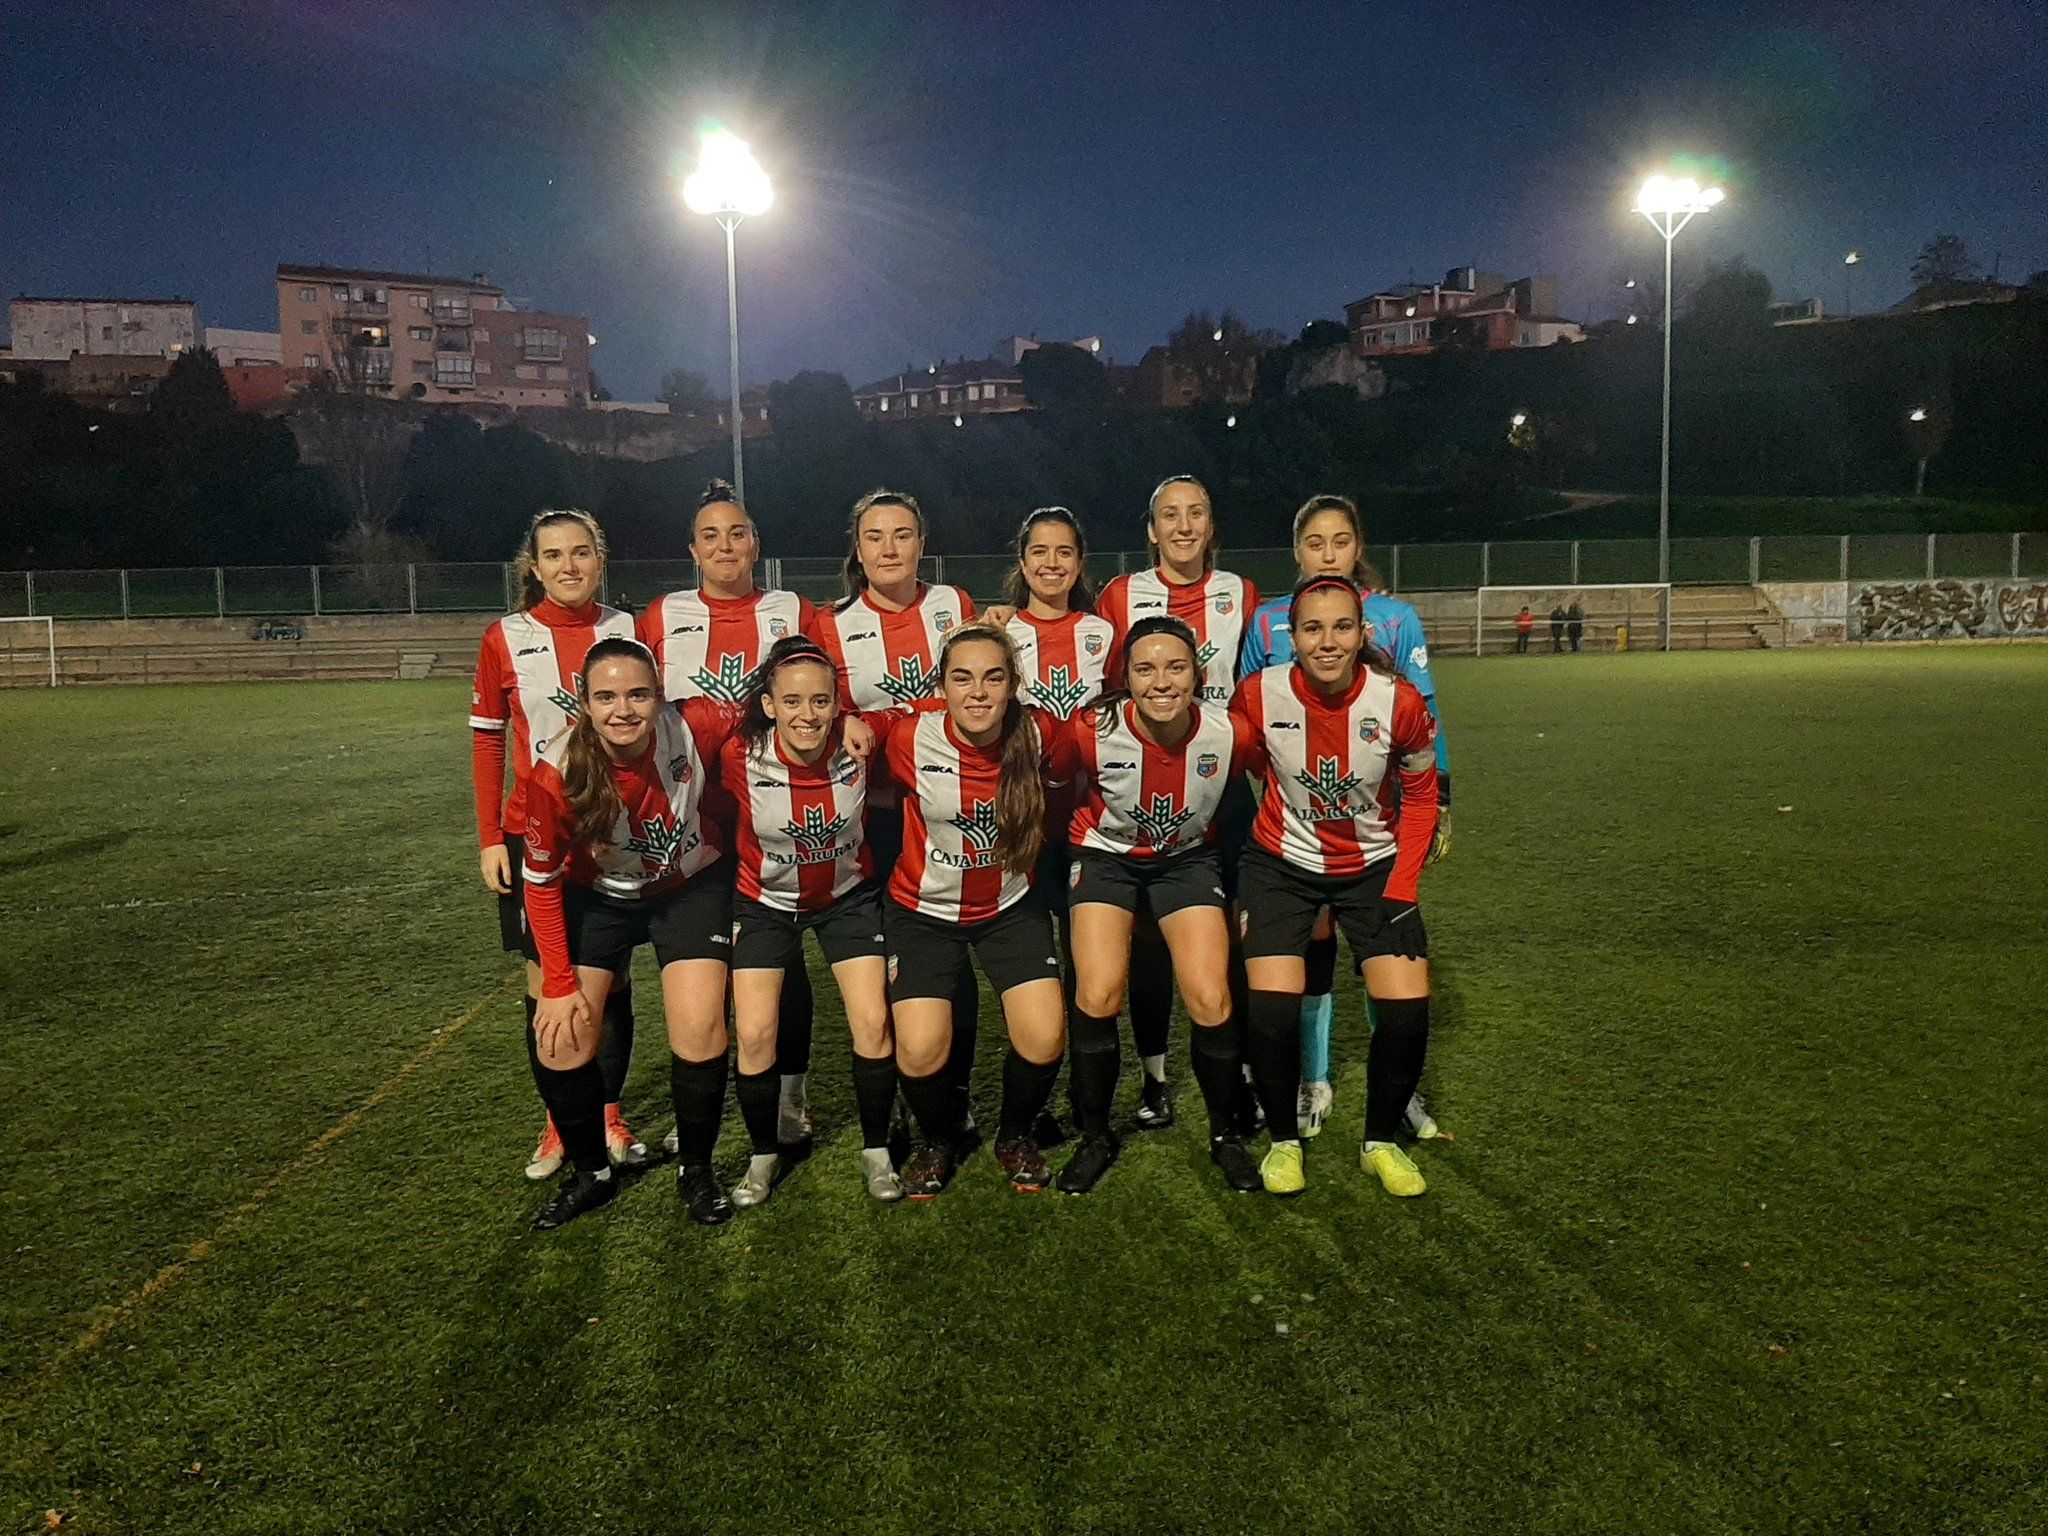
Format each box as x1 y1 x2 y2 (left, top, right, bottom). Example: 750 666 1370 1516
298 286 317 302
545 365 567 381
908 392 919 408
523 327 564 361
359 351 393 384
303 353 320 368
301 319 319 335
410 294 429 311
938 388 949 404
516 364 539 380
332 286 348 301
408 326 430 341
474 328 490 344
433 290 471 322
879 398 889 412
436 355 476 386
965 385 980 401
413 360 433 376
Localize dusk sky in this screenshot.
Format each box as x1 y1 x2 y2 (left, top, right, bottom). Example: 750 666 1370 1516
6 0 2044 399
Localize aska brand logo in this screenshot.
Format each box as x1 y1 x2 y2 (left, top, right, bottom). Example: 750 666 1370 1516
1035 665 1092 719
1129 792 1192 848
783 803 850 864
1195 751 1220 779
1294 755 1362 822
877 655 939 704
689 652 752 703
625 811 696 871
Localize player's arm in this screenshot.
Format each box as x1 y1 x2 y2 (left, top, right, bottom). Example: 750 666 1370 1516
680 696 747 761
520 787 582 1004
470 631 513 891
1235 580 1262 683
1382 683 1440 906
1239 606 1272 676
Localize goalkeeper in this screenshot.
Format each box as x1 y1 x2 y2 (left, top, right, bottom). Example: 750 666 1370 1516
1238 494 1451 1140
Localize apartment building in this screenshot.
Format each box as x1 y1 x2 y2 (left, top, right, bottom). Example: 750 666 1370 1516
853 357 1027 421
1344 266 1583 354
8 296 200 361
275 264 593 407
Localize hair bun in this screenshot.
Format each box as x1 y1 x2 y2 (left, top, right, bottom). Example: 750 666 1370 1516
698 478 741 509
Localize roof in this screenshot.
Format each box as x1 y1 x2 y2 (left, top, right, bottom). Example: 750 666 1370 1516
276 263 504 294
12 295 195 307
854 358 1022 395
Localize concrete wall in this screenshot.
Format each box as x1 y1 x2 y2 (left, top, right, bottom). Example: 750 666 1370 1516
1758 582 1848 645
205 327 282 365
10 299 199 360
1848 578 2048 641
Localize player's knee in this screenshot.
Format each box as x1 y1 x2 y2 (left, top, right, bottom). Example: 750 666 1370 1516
1183 978 1231 1027
1075 980 1126 1019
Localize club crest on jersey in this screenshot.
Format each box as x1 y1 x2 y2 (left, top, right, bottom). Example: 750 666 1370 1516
1410 644 1429 671
1196 751 1220 779
668 753 693 782
1036 665 1092 719
1130 792 1192 849
1069 862 1082 889
769 616 790 638
877 655 939 704
1082 632 1105 657
1295 755 1362 821
783 803 850 863
625 812 695 871
689 653 752 703
934 611 956 634
1214 594 1234 616
1358 715 1381 744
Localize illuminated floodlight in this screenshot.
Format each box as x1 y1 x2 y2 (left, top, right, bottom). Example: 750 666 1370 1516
1844 251 1861 266
682 129 773 218
1225 414 1238 428
1909 407 1928 422
953 414 964 427
1211 327 1224 342
1511 412 1528 427
1626 314 1639 324
1634 175 1724 215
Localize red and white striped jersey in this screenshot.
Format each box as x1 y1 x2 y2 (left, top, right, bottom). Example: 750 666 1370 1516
808 584 977 710
1052 700 1254 859
522 697 739 900
878 706 1057 924
636 586 814 704
1007 609 1115 720
1096 568 1258 706
718 722 874 915
1231 663 1439 891
470 597 635 840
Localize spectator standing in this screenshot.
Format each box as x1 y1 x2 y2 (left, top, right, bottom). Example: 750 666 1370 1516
1567 600 1585 653
1549 603 1567 653
1515 605 1534 654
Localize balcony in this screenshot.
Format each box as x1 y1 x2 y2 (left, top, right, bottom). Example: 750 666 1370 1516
342 299 388 319
435 329 474 354
432 301 472 324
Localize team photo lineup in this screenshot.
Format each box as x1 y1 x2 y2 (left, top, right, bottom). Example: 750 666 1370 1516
478 477 1453 1229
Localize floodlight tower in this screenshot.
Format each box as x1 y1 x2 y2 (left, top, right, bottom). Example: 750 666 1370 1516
1633 174 1724 588
683 129 773 506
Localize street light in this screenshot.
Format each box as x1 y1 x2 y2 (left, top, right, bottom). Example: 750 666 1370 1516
1844 251 1861 319
1634 173 1725 607
682 128 773 505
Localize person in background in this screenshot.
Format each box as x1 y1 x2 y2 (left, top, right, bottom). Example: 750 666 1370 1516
1550 602 1567 653
1567 599 1585 653
1516 605 1534 653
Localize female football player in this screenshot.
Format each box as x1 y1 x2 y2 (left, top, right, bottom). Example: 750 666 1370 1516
639 479 821 1147
1239 494 1452 1139
1094 476 1261 1131
471 509 645 1181
1231 578 1440 1199
873 624 1066 1198
718 637 896 1205
1047 615 1261 1194
998 507 1115 722
520 638 745 1229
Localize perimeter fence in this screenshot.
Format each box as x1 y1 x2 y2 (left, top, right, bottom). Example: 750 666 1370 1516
4 533 2043 619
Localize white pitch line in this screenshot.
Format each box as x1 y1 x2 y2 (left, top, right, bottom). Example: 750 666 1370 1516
0 877 447 919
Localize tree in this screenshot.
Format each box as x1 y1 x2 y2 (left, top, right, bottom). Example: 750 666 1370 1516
1164 310 1281 403
660 368 718 416
1911 236 1978 289
1686 258 1773 337
150 346 234 436
285 384 418 543
1017 342 1108 408
1297 319 1351 351
767 370 861 447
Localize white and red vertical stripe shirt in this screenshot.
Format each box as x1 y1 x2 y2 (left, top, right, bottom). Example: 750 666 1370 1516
718 721 876 915
469 597 635 845
808 584 977 711
1006 609 1115 720
636 586 815 705
521 699 741 996
1231 663 1439 895
1096 567 1258 706
1052 700 1254 858
876 705 1058 924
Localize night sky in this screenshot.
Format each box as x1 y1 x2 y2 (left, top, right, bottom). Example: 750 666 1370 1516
6 0 2043 399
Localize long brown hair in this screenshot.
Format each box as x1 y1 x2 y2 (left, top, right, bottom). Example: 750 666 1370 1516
1291 492 1384 591
1145 474 1219 573
837 488 926 607
999 506 1098 612
560 637 660 846
937 623 1045 876
513 508 608 611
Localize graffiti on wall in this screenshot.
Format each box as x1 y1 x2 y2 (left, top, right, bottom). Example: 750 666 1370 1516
1851 579 2048 641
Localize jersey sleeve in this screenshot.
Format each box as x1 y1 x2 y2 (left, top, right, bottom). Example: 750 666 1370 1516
634 598 665 667
470 625 511 846
795 595 818 632
1383 681 1440 904
1240 602 1275 675
1228 677 1268 779
1227 710 1261 780
957 587 978 622
680 696 746 761
1393 608 1450 787
806 607 856 709
470 626 509 731
521 767 577 997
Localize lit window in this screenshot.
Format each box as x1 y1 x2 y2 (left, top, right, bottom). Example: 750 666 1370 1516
879 398 889 412
303 353 319 368
908 393 919 408
938 388 949 404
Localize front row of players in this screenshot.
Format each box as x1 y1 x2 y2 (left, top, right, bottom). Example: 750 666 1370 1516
519 577 1438 1231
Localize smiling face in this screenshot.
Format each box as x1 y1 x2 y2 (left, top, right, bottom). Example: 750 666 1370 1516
583 653 661 756
1124 633 1197 730
762 659 840 761
1292 587 1365 693
1149 483 1213 577
942 636 1016 745
692 500 758 596
535 517 603 608
1295 508 1361 583
1021 519 1082 610
858 502 925 595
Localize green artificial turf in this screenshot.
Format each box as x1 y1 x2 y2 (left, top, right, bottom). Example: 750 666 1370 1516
1 650 2043 1534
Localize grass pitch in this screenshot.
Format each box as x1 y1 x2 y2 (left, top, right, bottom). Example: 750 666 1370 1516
1 648 2044 1534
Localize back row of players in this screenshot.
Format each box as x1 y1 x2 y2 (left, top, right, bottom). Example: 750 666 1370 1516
471 476 1450 1230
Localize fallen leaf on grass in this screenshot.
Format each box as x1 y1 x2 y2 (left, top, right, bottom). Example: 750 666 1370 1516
1777 805 1794 813
1767 1344 1788 1357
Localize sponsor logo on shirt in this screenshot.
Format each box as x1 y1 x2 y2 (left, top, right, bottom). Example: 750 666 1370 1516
1103 759 1138 771
1035 664 1092 718
919 762 955 776
689 652 752 703
516 644 549 657
625 812 698 871
932 800 1002 869
844 629 879 644
1271 719 1302 731
1294 755 1363 822
877 655 939 704
675 623 707 635
782 804 852 864
1129 792 1192 849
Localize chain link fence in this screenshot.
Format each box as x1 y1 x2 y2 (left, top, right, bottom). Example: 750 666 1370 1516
5 533 2042 618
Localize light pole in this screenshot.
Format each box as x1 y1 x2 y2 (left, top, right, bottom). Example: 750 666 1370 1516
682 129 773 505
1844 251 1860 319
1633 174 1724 593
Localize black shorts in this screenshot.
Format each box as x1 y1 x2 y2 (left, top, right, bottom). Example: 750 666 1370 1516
496 834 539 960
1068 844 1228 920
732 884 888 971
1236 846 1428 965
1036 839 1072 921
884 894 1063 1003
558 868 735 975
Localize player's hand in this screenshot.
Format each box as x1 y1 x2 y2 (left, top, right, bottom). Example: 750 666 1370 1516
843 715 877 760
1376 897 1426 959
480 843 513 894
978 603 1018 628
1427 810 1452 866
533 991 594 1058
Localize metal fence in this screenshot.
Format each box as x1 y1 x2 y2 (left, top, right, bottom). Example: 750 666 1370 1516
5 533 2044 619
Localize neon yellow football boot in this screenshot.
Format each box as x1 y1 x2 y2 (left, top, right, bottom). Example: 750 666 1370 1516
1261 1140 1305 1196
1361 1142 1427 1198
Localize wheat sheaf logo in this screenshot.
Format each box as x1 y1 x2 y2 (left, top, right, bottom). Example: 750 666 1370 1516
1128 792 1191 848
626 811 693 870
877 655 939 704
1036 664 1092 719
689 652 752 703
949 799 1002 855
1294 755 1361 822
784 803 850 863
